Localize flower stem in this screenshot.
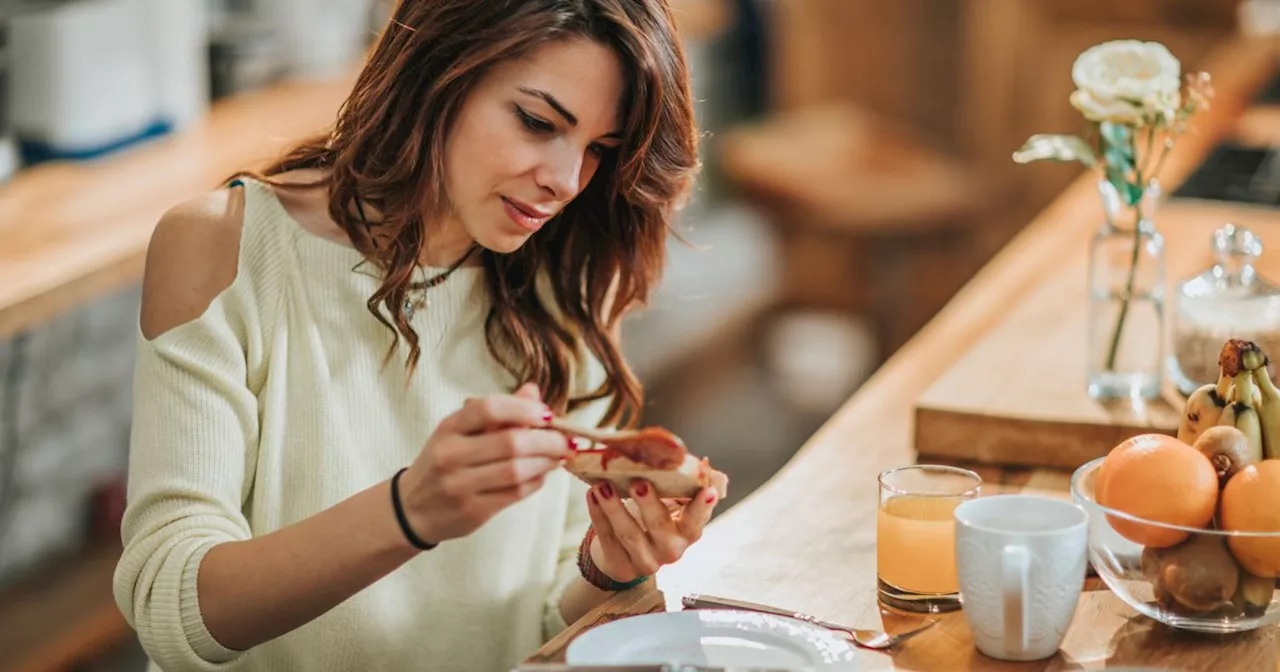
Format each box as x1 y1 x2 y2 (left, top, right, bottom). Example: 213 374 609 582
1140 127 1156 175
1104 204 1145 372
1149 141 1173 181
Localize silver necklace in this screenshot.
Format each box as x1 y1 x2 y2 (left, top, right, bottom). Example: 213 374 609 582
402 244 478 320
353 196 479 321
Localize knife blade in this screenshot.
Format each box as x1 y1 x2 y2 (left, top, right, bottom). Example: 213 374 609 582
511 666 676 672
681 593 848 632
509 660 798 665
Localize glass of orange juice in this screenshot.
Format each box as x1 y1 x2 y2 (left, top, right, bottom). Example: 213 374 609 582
877 464 982 613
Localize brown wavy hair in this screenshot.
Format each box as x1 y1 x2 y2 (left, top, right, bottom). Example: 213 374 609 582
231 0 699 428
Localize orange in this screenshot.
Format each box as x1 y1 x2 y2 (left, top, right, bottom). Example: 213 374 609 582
1096 433 1218 547
1221 460 1280 578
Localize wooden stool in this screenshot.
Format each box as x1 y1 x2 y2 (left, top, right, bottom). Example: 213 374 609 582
717 102 989 359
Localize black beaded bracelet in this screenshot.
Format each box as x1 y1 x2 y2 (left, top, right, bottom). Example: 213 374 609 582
391 468 438 551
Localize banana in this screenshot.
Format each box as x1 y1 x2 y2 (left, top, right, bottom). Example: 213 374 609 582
1178 367 1232 445
1221 369 1265 465
1246 347 1280 461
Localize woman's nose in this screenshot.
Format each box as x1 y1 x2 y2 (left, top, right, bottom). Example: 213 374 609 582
536 148 585 201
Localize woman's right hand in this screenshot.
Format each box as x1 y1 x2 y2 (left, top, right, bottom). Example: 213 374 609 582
397 382 572 545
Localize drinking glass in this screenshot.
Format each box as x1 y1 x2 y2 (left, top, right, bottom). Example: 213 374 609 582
877 464 982 613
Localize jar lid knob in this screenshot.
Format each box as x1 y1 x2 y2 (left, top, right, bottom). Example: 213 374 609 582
1214 223 1263 261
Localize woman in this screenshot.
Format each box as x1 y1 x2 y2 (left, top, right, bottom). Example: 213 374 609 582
112 1 714 670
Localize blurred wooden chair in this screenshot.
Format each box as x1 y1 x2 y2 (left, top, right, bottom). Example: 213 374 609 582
717 0 1243 360
717 101 988 360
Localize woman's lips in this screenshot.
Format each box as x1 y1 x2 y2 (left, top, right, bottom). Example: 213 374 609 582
502 197 552 232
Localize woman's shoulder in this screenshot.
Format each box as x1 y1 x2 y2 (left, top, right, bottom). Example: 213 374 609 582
140 186 248 340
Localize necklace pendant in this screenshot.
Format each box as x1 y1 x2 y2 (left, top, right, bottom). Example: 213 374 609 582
403 296 427 321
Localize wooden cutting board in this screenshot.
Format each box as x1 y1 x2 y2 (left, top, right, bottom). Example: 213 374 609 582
913 200 1280 469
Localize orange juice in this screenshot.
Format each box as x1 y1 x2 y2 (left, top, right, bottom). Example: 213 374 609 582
877 494 960 594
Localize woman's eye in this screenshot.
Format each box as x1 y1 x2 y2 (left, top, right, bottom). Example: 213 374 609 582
588 143 620 160
516 106 554 133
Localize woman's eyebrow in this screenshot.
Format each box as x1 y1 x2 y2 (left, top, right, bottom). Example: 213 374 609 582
518 86 623 139
518 86 579 126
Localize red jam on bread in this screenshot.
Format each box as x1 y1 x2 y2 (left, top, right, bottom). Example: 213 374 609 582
574 427 688 471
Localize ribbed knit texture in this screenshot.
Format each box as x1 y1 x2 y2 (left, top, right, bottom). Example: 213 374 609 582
113 178 607 672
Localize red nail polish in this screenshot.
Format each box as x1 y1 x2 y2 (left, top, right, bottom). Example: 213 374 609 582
542 408 554 424
600 483 614 499
705 492 717 504
565 434 576 453
635 481 649 497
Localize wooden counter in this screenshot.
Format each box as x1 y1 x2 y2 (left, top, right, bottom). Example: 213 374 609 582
0 71 358 341
527 31 1280 670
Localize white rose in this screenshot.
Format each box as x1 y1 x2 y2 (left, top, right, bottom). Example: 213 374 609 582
1070 40 1181 126
1069 89 1145 125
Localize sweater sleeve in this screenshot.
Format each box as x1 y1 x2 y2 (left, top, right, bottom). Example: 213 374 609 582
541 470 594 640
113 301 261 670
113 211 282 671
541 355 614 640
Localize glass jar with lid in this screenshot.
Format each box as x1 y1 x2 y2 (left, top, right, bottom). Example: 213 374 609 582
1170 223 1280 396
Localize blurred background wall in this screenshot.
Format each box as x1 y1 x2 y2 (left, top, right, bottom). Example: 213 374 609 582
0 0 1255 668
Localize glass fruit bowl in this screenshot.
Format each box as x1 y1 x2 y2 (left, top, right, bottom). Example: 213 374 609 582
1071 457 1280 633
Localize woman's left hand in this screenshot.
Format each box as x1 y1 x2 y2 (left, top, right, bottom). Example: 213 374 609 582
585 479 719 584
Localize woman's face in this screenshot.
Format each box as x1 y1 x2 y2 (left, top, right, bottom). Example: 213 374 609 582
442 37 625 255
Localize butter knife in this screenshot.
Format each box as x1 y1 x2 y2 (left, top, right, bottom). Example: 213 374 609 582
511 666 674 672
681 593 937 650
512 660 793 665
682 594 849 631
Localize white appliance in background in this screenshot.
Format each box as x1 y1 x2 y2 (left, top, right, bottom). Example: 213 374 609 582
146 0 209 130
258 0 373 79
9 0 208 165
0 131 13 185
0 17 17 184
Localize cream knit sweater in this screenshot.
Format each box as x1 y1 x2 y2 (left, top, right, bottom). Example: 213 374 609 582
113 178 609 672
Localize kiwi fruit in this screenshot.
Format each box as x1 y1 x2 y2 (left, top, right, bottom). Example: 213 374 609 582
1141 547 1162 582
1147 534 1241 613
1153 576 1179 612
1193 426 1257 487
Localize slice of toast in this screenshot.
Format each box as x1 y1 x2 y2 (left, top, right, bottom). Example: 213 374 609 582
563 449 729 500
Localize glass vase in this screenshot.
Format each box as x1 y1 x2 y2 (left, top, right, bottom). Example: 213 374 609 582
1086 179 1166 400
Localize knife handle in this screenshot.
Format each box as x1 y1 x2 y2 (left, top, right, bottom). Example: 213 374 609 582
681 593 818 625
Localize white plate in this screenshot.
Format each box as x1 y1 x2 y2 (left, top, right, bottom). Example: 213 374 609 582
566 610 859 670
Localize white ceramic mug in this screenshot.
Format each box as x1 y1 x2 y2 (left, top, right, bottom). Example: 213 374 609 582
954 494 1089 662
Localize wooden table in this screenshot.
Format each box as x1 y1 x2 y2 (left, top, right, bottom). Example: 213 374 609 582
526 31 1280 671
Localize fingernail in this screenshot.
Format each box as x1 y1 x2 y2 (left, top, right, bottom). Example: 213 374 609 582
589 491 598 505
542 407 554 424
565 434 576 454
705 492 717 504
634 481 649 497
599 482 614 499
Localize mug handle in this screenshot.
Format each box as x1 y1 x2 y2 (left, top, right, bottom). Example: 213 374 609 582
1001 544 1030 654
